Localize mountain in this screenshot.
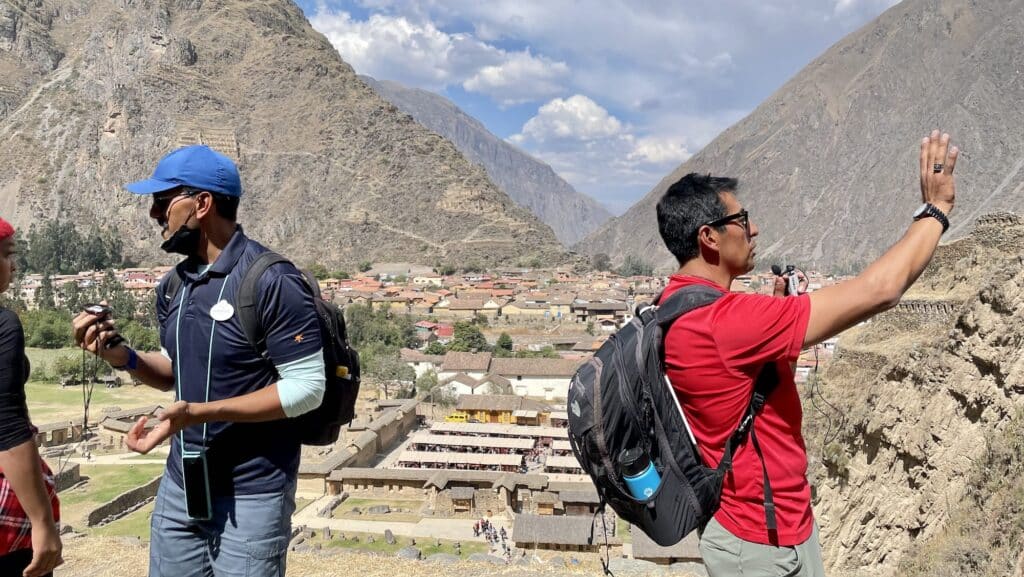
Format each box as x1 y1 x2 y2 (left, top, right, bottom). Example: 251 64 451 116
807 212 1024 576
0 0 565 270
583 0 1024 272
361 76 613 246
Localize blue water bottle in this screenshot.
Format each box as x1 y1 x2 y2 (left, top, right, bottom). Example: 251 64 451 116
619 447 662 500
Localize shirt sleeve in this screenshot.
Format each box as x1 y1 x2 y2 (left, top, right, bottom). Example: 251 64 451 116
256 267 323 366
275 350 326 418
711 293 811 372
0 309 34 451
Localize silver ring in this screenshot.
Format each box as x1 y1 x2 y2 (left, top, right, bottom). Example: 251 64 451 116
933 163 944 173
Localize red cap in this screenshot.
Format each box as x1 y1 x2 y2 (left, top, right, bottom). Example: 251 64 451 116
0 218 13 242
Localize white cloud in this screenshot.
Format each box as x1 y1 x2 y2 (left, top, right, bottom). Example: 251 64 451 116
310 7 569 104
511 95 623 143
627 136 691 166
832 0 901 17
463 50 569 106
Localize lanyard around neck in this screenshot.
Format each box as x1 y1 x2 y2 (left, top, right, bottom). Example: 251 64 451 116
173 273 230 449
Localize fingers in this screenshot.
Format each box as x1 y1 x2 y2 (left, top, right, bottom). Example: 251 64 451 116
919 135 930 197
945 145 959 175
126 416 148 453
22 550 61 577
928 129 941 172
772 277 786 298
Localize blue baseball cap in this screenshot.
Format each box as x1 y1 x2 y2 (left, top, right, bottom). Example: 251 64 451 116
124 145 243 197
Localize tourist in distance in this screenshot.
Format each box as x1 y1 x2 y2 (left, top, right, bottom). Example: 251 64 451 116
0 217 63 577
657 131 957 576
72 146 325 577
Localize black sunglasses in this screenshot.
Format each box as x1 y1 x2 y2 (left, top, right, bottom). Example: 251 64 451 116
702 209 750 235
152 187 202 211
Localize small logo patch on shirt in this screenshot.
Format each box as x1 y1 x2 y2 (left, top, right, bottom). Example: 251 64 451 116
294 334 304 343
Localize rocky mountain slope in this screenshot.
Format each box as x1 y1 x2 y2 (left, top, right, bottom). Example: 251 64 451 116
583 0 1024 272
0 0 565 269
362 76 612 246
804 212 1024 576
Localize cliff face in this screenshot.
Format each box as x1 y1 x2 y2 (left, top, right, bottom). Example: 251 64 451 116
584 0 1024 272
0 0 565 269
807 213 1024 576
363 77 613 246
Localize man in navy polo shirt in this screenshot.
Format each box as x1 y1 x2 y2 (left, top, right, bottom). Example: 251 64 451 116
72 145 326 577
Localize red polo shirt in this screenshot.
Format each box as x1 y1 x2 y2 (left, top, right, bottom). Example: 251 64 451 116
662 275 812 546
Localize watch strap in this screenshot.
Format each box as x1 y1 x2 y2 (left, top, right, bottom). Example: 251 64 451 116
915 203 949 234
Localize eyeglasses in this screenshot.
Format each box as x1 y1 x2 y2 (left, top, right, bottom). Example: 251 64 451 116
702 209 750 236
151 188 201 215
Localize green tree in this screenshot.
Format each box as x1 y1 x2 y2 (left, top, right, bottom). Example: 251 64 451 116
331 270 351 280
434 263 457 276
119 320 160 351
35 276 56 310
363 346 415 399
424 341 447 355
358 261 373 273
496 332 513 353
415 369 439 394
307 263 329 280
52 354 83 382
21 309 73 348
592 253 612 272
617 255 654 277
448 321 489 352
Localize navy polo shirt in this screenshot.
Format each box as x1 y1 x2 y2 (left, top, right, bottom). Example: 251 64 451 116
156 226 322 496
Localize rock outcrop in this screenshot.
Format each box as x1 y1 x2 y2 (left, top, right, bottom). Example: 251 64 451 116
0 0 565 269
806 212 1024 576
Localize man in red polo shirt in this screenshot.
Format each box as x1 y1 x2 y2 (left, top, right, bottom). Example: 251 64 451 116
658 131 959 576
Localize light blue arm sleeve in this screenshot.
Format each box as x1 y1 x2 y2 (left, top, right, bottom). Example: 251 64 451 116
275 349 327 418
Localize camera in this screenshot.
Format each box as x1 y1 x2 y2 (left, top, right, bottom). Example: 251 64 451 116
82 303 125 349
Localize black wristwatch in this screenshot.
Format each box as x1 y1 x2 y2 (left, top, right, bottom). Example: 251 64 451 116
913 203 949 234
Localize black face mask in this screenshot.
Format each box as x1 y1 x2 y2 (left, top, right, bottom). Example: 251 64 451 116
160 223 201 256
160 204 200 256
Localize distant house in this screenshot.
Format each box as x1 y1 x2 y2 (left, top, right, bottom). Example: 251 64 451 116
438 351 493 381
512 513 620 552
488 358 581 400
631 530 702 565
448 394 549 425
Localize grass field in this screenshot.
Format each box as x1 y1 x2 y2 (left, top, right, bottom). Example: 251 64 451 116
332 498 424 523
24 347 171 424
91 502 154 540
59 464 164 527
320 532 489 557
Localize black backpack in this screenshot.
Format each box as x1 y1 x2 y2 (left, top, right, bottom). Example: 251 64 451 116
165 251 361 446
566 285 778 547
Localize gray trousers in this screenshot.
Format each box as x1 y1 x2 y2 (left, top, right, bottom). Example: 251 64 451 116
699 517 826 577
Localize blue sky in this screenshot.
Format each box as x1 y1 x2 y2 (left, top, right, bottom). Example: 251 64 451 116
297 0 901 214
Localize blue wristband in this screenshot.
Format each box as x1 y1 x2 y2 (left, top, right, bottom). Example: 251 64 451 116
112 347 138 371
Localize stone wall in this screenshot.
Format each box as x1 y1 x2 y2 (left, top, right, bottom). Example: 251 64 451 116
875 299 961 332
53 463 81 492
87 475 162 527
431 487 508 517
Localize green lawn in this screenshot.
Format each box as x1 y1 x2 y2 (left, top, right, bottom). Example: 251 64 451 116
91 501 153 540
59 464 164 527
322 532 487 557
332 498 423 523
23 348 171 424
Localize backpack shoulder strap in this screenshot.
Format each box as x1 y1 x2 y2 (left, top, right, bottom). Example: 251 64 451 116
163 269 184 304
236 251 292 358
299 269 322 299
650 284 724 326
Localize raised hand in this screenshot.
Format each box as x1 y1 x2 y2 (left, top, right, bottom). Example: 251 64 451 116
919 130 958 214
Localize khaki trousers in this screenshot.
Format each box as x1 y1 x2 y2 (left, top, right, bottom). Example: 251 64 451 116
699 517 826 577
